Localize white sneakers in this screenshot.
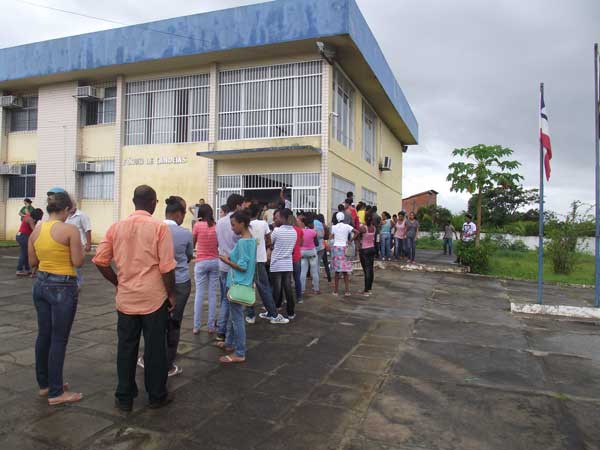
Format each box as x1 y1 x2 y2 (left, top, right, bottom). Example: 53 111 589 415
258 312 290 324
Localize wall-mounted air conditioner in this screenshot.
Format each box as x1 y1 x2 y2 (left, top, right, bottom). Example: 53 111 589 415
0 164 22 175
0 96 23 109
75 161 100 173
379 156 392 171
75 86 104 102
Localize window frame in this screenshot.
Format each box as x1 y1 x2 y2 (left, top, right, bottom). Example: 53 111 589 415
79 160 115 201
361 187 377 206
8 164 36 198
10 96 38 132
332 69 355 149
362 100 377 165
82 86 117 126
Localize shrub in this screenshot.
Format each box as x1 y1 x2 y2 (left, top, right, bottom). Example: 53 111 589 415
545 201 587 275
509 239 529 252
457 240 492 274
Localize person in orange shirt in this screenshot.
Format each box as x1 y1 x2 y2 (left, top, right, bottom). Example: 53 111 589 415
93 185 177 412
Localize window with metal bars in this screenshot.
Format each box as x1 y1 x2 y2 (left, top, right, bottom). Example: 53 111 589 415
361 187 377 206
83 86 117 125
124 75 209 145
218 60 322 140
362 101 377 165
10 96 38 132
331 174 355 214
8 164 36 198
80 160 115 200
332 69 354 149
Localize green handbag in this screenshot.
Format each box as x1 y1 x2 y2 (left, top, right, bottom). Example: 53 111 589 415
227 284 256 306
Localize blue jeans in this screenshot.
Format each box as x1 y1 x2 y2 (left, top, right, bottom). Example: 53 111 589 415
193 258 219 330
293 260 302 300
394 238 405 259
217 271 230 336
443 238 453 255
247 262 278 319
16 233 30 272
33 272 78 398
406 236 416 260
225 302 246 357
380 232 391 259
300 249 319 293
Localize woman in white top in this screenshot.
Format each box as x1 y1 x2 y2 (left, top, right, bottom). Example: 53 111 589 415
330 212 358 297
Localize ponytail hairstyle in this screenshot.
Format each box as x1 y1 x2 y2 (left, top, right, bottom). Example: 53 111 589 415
198 204 216 227
165 196 186 215
231 210 251 228
46 192 73 214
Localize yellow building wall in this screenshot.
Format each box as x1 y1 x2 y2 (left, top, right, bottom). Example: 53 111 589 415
216 155 320 175
81 125 116 159
214 136 320 152
7 132 37 162
119 143 209 230
79 200 113 243
4 198 28 239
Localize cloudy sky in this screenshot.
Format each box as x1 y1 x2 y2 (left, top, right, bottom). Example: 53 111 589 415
2 0 599 214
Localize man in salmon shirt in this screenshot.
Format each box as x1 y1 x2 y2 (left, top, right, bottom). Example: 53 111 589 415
93 185 177 412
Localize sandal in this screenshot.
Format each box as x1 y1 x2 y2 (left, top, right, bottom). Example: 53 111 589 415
213 341 234 353
39 383 70 397
219 354 245 364
48 391 83 406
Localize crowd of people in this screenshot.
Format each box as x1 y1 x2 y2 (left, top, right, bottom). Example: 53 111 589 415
22 185 477 410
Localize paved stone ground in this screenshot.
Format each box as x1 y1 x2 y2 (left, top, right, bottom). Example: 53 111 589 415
0 248 599 450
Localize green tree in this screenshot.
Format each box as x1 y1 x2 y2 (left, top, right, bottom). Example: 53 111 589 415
416 204 453 231
447 144 523 246
467 185 539 228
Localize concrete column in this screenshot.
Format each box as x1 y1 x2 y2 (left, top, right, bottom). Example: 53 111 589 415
112 75 125 222
0 91 8 239
319 60 331 217
35 82 79 206
207 63 218 207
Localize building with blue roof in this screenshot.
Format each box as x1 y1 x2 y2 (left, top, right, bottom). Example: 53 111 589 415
0 0 417 240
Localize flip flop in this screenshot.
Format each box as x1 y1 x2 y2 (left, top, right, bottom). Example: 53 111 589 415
213 342 234 353
39 383 70 397
48 391 83 406
219 354 245 364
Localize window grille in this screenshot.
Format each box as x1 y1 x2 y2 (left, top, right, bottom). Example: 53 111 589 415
218 60 322 140
216 172 320 213
361 187 377 206
80 160 115 200
332 69 354 149
362 101 376 165
125 75 209 145
8 164 36 198
331 174 355 214
10 96 38 132
83 86 117 125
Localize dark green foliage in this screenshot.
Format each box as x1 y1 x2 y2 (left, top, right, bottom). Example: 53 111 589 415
457 240 492 273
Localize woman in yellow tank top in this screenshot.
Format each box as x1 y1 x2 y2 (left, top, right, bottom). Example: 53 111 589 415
28 191 85 406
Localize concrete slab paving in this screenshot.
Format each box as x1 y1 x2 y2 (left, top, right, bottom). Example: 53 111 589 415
0 247 599 449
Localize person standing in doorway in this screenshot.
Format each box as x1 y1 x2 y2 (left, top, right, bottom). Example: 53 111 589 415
270 209 297 319
279 188 292 210
359 213 377 296
137 196 193 377
192 204 220 335
443 220 458 256
215 194 244 341
19 198 34 222
246 203 289 325
93 185 177 411
331 212 357 296
29 192 84 406
379 212 392 261
16 208 43 276
405 212 420 263
66 202 92 287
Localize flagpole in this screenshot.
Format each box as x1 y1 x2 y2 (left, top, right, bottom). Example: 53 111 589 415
594 43 600 308
537 82 545 305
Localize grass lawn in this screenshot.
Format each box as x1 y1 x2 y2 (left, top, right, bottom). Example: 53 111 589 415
488 250 594 285
416 238 445 250
0 240 18 248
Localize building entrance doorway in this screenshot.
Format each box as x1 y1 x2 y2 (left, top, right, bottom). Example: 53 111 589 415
243 189 281 207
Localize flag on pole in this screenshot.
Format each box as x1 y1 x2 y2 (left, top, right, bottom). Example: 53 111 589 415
540 91 552 181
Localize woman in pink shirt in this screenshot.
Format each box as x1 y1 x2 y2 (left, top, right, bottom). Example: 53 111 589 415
192 204 219 334
359 213 377 296
299 214 320 295
393 211 407 260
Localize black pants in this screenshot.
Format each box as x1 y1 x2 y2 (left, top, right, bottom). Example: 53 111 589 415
167 280 191 369
319 249 332 282
271 271 295 316
116 302 169 406
359 247 376 292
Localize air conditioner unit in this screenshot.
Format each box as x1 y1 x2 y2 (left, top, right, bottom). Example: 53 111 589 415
379 156 392 171
0 164 22 175
0 96 23 109
75 161 99 173
75 86 104 102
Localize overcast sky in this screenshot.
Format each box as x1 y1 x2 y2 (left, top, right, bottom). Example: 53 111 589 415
2 0 599 214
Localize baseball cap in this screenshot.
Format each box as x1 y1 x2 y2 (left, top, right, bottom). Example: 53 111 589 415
47 187 66 195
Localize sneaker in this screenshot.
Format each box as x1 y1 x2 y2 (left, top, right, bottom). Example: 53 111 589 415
287 314 296 320
258 312 271 320
297 298 304 304
270 314 290 324
215 333 225 341
168 365 182 377
245 316 256 324
137 357 144 369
